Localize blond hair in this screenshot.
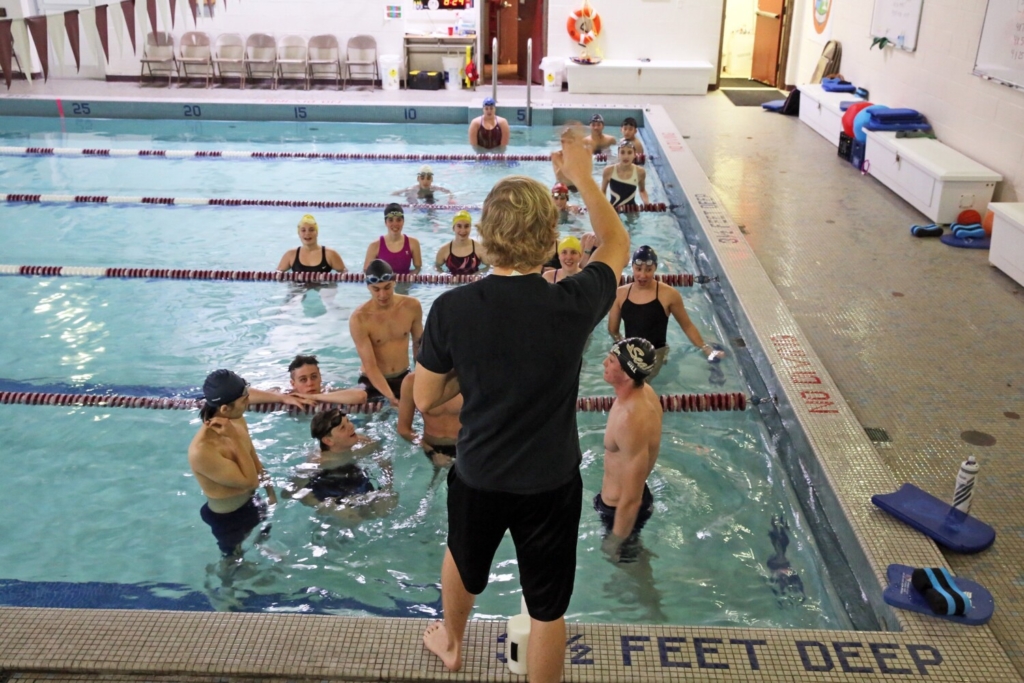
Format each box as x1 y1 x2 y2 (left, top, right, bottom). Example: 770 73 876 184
478 176 558 270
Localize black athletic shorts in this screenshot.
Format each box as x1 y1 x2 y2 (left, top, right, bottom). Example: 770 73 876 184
446 466 582 622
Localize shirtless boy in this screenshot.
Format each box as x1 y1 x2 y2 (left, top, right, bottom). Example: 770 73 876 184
188 369 276 556
397 370 463 468
350 259 424 405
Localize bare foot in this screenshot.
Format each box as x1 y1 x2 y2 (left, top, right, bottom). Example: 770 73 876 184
423 620 462 671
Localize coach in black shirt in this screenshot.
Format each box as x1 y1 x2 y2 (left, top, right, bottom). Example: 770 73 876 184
415 126 630 683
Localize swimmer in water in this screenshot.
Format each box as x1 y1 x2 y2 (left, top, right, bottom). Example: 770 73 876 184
286 408 397 523
596 338 663 563
601 140 648 210
551 182 583 219
468 97 510 151
587 113 618 155
620 117 645 160
363 204 422 275
435 210 489 277
188 369 276 557
247 355 367 407
543 235 584 284
767 515 805 603
393 165 455 205
276 214 347 274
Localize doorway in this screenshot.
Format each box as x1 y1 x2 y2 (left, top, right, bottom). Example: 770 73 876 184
482 0 546 85
717 0 791 87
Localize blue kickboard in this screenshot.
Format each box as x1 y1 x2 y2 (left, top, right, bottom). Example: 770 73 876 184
761 99 786 112
941 234 991 250
872 484 995 553
884 564 994 625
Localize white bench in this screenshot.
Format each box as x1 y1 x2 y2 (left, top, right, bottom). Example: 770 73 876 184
565 59 712 95
797 83 863 147
864 131 1002 225
989 203 1024 287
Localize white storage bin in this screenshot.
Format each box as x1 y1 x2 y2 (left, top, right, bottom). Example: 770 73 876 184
988 203 1024 287
540 56 563 91
380 55 401 91
441 55 463 91
797 84 863 147
864 131 1002 224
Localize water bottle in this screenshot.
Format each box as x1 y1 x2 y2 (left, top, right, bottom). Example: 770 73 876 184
952 456 979 513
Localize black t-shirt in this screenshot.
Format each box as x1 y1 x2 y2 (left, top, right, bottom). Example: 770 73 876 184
418 262 617 494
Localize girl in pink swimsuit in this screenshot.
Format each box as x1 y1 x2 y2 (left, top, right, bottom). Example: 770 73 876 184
363 203 422 274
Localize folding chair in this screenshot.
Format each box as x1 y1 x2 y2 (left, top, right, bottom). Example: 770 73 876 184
344 35 379 90
308 34 342 89
213 33 246 88
245 33 278 89
179 31 213 88
140 31 177 86
277 35 309 89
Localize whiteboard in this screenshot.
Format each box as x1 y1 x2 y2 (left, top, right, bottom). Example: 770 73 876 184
973 0 1024 91
870 0 923 51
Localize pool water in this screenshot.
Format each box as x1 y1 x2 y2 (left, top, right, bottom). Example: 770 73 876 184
0 116 849 629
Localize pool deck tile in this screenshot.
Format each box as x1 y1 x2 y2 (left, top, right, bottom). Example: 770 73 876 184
0 79 1023 682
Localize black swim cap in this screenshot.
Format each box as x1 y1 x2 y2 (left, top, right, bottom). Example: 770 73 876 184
384 202 404 218
611 338 656 381
202 369 248 407
632 245 658 266
364 258 395 282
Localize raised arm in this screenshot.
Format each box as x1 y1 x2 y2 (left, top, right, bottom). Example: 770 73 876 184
554 126 630 275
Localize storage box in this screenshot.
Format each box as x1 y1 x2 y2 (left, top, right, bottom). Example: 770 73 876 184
408 70 445 90
850 139 866 171
864 130 1002 224
838 132 853 161
797 84 864 147
988 203 1024 287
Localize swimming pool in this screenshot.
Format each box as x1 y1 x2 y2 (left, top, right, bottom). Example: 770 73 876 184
0 115 851 629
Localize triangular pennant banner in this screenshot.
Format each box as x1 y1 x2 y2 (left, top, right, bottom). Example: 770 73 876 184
188 0 197 24
64 10 81 72
169 0 177 28
11 19 31 83
25 16 48 81
147 0 157 33
120 0 136 53
47 13 66 74
0 19 13 90
94 4 109 63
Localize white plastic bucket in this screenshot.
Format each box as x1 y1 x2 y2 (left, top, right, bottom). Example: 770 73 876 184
441 55 463 91
505 613 531 675
380 55 401 91
540 57 563 92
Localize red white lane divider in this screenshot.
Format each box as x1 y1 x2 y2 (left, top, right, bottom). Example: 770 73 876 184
0 391 746 413
0 265 699 287
1 194 669 213
0 146 617 163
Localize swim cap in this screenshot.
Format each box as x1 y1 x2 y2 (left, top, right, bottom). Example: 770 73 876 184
418 164 433 176
632 245 658 266
364 258 395 283
483 96 496 107
618 139 635 151
298 214 318 228
551 182 570 196
590 113 604 124
558 236 582 253
310 408 346 442
610 338 656 382
203 369 248 407
384 202 404 218
452 210 472 225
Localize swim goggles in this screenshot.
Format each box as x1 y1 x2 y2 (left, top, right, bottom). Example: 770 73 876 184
417 173 434 179
552 193 569 200
365 272 396 285
633 256 657 266
385 211 405 219
313 409 348 440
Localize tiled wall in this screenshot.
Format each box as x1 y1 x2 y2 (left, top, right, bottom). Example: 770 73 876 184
787 0 1024 201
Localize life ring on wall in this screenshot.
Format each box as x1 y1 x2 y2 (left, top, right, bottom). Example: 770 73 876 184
567 4 602 46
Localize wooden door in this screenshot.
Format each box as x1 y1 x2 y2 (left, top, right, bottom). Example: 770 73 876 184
517 0 545 83
751 0 783 86
496 0 517 64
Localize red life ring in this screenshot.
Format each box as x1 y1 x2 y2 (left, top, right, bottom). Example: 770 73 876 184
567 5 602 46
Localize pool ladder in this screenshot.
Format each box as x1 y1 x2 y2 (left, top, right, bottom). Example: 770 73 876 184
491 36 533 126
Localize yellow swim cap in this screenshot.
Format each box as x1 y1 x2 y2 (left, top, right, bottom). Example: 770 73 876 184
452 210 473 225
558 236 582 253
298 214 318 229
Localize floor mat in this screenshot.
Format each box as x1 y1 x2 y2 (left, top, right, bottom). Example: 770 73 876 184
720 77 775 88
722 88 786 106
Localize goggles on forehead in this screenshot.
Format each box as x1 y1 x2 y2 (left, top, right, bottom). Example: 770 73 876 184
385 211 405 219
365 272 395 285
633 257 657 267
552 193 569 200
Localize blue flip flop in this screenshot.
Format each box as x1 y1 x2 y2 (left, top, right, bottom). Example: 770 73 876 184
872 483 995 553
910 224 943 237
884 564 994 625
940 234 991 249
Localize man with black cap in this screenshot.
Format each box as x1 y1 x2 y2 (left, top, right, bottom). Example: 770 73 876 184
350 259 423 406
586 113 618 155
597 338 663 562
188 369 276 557
608 245 725 381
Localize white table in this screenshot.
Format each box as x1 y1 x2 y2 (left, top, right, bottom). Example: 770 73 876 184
565 59 712 95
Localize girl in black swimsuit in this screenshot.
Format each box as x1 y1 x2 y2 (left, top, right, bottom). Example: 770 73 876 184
435 210 485 276
276 214 347 273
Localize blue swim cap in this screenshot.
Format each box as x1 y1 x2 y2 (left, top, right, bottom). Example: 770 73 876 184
203 369 248 407
632 245 658 266
483 97 496 107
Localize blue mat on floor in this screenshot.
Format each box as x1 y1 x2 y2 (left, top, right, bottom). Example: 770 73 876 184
872 484 995 553
941 234 991 249
884 564 994 625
